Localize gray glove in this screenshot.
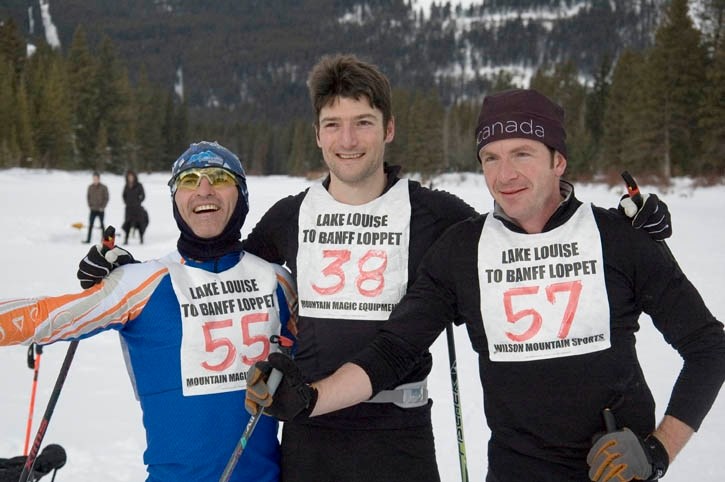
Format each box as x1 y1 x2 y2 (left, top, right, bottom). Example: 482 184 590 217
587 428 669 481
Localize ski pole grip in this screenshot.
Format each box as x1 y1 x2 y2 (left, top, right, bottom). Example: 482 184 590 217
266 335 293 395
101 226 116 253
621 171 643 209
603 408 617 433
267 368 284 395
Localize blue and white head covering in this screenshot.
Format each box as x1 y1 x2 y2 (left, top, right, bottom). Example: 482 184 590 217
168 141 248 198
170 141 250 260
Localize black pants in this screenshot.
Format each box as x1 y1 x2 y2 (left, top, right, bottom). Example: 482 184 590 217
86 210 105 242
281 422 441 482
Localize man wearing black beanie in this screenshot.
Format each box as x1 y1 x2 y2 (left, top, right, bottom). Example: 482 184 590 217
251 89 725 482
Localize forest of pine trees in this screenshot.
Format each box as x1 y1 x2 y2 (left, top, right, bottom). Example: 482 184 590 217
0 0 723 181
0 21 189 174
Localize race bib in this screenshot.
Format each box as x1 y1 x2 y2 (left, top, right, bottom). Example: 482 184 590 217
297 181 411 320
162 252 282 396
478 204 610 362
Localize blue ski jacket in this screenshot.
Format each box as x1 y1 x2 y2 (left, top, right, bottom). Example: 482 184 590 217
0 250 297 482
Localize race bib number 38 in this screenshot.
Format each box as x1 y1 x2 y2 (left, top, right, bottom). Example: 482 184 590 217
478 204 610 362
297 182 411 321
163 253 281 396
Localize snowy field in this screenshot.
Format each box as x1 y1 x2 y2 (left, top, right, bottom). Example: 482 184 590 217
0 168 723 481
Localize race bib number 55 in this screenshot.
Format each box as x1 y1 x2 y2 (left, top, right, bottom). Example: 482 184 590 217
164 253 281 396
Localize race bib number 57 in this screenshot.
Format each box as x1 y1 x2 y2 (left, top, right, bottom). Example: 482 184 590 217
478 205 610 362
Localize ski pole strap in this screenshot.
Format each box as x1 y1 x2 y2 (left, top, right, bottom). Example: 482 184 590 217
365 379 428 408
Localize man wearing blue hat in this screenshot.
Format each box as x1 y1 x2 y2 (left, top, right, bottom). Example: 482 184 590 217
0 141 297 481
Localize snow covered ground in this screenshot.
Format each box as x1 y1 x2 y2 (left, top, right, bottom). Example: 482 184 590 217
0 168 722 481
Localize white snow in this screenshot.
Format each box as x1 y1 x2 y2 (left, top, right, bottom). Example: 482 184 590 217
38 0 60 49
0 168 722 481
174 66 184 101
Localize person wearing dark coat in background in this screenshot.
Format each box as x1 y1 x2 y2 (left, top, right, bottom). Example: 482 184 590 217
122 170 148 244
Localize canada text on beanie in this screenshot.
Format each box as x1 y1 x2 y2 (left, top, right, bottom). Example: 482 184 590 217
475 88 567 162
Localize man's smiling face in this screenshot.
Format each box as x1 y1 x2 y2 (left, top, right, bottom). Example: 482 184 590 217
174 173 238 238
315 95 394 189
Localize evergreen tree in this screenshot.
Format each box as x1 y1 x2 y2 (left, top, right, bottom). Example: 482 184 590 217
585 55 613 173
0 17 26 80
14 79 34 166
161 93 190 168
134 67 165 173
0 59 14 165
288 119 316 176
162 92 178 167
385 87 413 168
27 43 73 168
95 122 111 171
270 123 298 175
94 35 134 170
698 27 725 175
601 49 649 174
490 69 517 92
249 122 274 174
172 100 190 162
0 127 20 168
67 26 98 169
445 99 479 173
647 0 708 178
530 61 590 178
693 0 725 176
410 89 445 178
114 67 138 172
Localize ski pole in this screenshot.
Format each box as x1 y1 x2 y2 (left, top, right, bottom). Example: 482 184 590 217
23 343 43 456
18 341 79 482
428 176 469 481
621 171 675 261
219 335 294 482
602 408 617 433
19 226 116 482
446 323 469 482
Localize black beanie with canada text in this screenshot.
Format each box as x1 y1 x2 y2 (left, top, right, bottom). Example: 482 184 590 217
475 88 567 162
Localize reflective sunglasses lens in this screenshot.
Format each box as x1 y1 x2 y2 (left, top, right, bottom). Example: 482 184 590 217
175 168 236 190
176 171 202 189
206 169 237 187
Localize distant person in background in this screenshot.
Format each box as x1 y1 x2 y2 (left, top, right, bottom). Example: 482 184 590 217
122 170 148 244
85 171 109 244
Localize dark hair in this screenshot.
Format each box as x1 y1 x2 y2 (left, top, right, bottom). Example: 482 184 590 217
126 170 138 184
307 54 392 128
92 171 100 177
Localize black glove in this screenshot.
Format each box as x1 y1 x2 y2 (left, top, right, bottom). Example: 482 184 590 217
587 428 669 481
34 443 67 476
77 244 137 289
618 193 672 241
245 352 317 422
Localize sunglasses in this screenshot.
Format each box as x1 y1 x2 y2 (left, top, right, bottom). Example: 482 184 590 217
173 168 237 191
